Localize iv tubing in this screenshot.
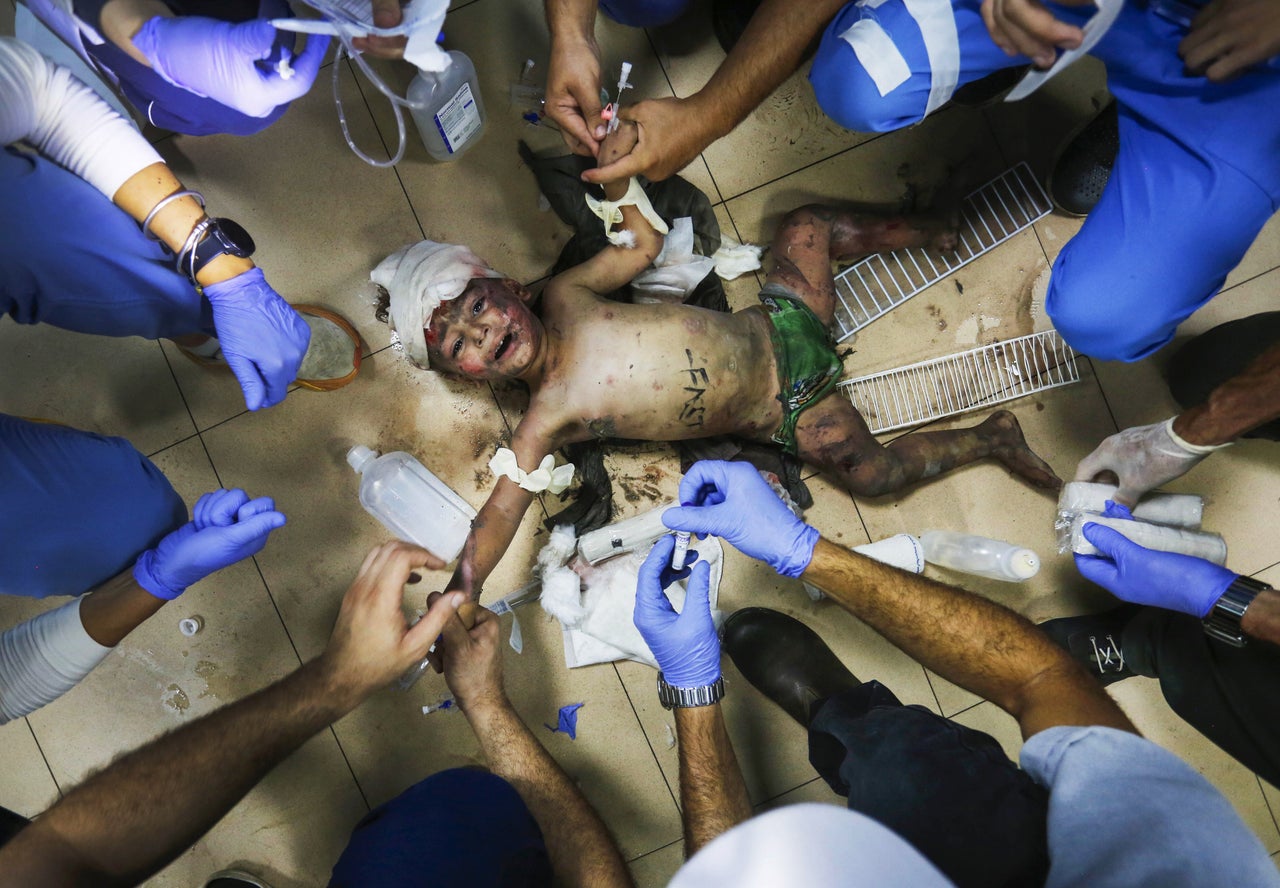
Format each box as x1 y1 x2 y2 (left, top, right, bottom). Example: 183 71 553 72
329 27 429 168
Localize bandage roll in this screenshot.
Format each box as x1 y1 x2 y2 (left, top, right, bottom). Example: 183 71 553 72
1058 482 1204 529
1069 515 1228 565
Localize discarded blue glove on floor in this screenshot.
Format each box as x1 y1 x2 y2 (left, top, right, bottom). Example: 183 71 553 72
545 703 585 740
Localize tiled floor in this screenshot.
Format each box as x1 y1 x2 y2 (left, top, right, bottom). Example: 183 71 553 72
3 0 1279 884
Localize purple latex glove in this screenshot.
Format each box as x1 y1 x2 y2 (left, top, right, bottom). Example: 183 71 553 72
134 489 286 600
634 535 720 688
203 267 310 411
133 15 329 118
1075 521 1238 618
663 460 819 578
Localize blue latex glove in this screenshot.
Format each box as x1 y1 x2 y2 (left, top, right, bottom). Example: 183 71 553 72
634 535 720 687
134 489 286 600
133 15 329 118
1075 522 1237 618
662 460 819 578
203 268 310 411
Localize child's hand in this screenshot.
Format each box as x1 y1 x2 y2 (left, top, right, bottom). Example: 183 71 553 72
597 119 639 178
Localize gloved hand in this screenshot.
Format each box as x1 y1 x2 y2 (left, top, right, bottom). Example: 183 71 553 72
634 534 720 687
662 460 819 578
1075 521 1237 617
1075 418 1218 506
134 488 286 600
203 267 310 411
133 15 329 118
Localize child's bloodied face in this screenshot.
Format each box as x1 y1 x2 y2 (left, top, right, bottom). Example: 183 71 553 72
426 277 542 381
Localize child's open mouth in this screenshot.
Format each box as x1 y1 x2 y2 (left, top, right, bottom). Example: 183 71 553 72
494 332 514 362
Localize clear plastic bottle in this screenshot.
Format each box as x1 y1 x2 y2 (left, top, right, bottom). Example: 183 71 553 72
918 531 1040 582
347 445 477 562
407 50 487 162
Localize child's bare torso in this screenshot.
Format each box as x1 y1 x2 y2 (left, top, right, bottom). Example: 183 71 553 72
523 288 786 449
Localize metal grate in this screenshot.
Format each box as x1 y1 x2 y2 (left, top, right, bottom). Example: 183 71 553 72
839 331 1080 435
831 163 1052 343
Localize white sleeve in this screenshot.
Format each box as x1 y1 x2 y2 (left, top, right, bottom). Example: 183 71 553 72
0 598 113 724
0 36 162 198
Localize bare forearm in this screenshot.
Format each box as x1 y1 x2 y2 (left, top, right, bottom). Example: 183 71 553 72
467 699 633 888
1242 588 1280 646
1171 342 1280 446
0 658 356 886
99 0 171 65
693 0 847 139
674 705 751 857
449 481 536 601
77 569 164 647
545 0 597 43
803 540 1133 736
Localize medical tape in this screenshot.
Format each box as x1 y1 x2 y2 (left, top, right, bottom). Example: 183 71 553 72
839 17 913 97
902 0 961 117
585 178 670 246
489 447 575 494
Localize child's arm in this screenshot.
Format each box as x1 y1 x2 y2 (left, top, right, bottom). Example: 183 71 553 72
446 421 558 602
551 121 666 298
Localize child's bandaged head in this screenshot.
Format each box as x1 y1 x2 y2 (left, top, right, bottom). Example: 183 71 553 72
371 240 505 369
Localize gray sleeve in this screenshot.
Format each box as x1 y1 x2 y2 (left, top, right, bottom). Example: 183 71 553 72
0 599 113 724
1021 726 1280 888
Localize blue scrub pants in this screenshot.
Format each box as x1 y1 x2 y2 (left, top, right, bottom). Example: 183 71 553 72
809 0 1280 361
0 147 212 339
328 769 552 887
598 0 693 28
0 415 186 599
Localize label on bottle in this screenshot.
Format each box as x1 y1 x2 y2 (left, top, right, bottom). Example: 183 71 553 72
433 82 482 154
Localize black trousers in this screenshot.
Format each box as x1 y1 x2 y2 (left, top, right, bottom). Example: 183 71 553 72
808 681 1050 888
1122 607 1280 787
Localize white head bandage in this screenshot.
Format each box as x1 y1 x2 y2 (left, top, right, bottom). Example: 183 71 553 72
371 240 505 369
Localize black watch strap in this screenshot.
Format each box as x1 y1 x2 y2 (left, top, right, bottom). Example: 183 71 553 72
1203 575 1268 648
187 218 255 282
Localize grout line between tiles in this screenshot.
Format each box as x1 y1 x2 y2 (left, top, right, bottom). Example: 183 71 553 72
327 724 374 813
920 666 947 716
626 834 683 864
1257 774 1280 842
754 775 828 809
23 716 64 803
611 662 681 812
641 28 725 206
154 341 202 453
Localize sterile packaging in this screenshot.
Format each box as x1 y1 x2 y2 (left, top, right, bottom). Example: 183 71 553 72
577 503 675 564
348 445 476 562
1067 515 1228 565
1057 482 1203 528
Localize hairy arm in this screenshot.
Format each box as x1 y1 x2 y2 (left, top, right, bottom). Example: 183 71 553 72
1171 341 1280 446
78 568 166 647
444 607 632 887
803 539 1135 739
0 542 454 888
1242 588 1280 646
586 0 849 184
674 704 752 857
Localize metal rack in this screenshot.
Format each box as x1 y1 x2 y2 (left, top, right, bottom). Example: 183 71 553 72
839 330 1080 435
831 163 1052 343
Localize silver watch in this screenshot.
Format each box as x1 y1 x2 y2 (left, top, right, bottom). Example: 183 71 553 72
1203 575 1268 648
656 673 725 710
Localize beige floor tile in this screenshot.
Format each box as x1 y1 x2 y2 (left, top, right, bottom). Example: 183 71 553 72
0 325 194 455
759 776 844 810
154 59 423 430
648 2 871 201
1225 212 1280 291
0 718 59 819
629 839 686 888
1109 675 1280 854
1090 269 1280 576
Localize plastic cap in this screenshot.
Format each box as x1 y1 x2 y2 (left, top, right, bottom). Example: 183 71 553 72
1009 548 1041 580
347 445 377 474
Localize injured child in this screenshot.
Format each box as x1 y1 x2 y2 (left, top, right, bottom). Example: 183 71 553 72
371 122 1061 601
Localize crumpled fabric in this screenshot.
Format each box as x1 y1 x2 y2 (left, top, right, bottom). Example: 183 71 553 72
585 177 670 246
712 235 764 280
632 217 717 301
370 241 503 369
489 448 574 494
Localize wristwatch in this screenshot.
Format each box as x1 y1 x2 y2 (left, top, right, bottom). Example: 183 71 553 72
183 218 255 282
656 672 725 710
1202 575 1268 647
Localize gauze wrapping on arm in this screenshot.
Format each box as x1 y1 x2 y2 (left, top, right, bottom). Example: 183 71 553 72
0 37 161 197
0 599 112 724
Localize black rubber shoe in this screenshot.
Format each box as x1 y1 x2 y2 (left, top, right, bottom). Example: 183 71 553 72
950 65 1031 107
712 0 764 53
722 608 861 727
1047 99 1119 217
1040 604 1142 687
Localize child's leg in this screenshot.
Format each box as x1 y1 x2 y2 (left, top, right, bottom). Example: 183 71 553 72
767 204 958 327
795 399 1061 497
